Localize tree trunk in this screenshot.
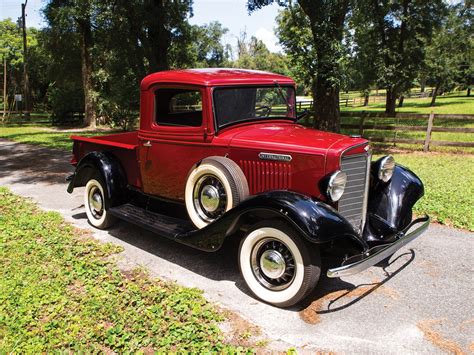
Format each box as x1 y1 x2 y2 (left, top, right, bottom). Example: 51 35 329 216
430 84 440 107
420 78 426 92
468 88 471 97
78 17 96 128
312 79 340 132
385 88 397 115
364 93 369 106
398 95 404 107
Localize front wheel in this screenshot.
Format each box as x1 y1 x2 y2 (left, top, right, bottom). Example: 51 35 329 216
238 221 321 307
84 174 116 229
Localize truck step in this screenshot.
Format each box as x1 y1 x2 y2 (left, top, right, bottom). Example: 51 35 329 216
109 203 195 239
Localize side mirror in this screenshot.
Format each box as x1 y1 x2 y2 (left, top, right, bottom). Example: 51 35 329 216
296 109 309 122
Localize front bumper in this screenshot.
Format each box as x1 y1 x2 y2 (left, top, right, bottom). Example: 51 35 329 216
327 215 430 278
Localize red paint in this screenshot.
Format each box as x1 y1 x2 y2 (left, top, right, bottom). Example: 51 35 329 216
71 68 368 203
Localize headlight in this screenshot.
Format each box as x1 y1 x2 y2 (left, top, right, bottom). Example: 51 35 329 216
327 170 347 202
378 155 395 182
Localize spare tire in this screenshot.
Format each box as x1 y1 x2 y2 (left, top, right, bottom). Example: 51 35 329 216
185 156 249 229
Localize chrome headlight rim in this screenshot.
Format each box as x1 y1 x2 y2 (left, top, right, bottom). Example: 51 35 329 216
378 155 395 182
327 170 347 202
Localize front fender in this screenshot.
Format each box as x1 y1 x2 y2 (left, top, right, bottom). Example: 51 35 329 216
363 163 424 244
178 191 365 252
67 151 128 207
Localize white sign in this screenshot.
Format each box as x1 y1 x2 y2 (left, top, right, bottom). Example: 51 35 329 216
14 94 22 102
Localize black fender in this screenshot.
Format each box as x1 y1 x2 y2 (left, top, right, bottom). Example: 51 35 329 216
67 151 128 207
177 190 365 252
363 161 424 244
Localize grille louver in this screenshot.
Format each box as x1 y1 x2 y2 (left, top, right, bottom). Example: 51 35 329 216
239 160 291 195
338 153 370 232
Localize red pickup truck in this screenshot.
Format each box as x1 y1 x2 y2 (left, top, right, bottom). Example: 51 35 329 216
67 69 429 307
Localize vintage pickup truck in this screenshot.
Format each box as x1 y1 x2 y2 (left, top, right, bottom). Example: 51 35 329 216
67 68 429 307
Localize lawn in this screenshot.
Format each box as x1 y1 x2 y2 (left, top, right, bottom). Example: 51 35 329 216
0 187 248 352
377 152 474 231
0 125 117 151
341 91 474 115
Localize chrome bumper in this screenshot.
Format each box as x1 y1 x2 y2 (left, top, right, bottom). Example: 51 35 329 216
327 215 430 278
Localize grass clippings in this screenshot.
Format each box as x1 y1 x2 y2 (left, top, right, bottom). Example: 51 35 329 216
417 319 465 355
300 284 400 325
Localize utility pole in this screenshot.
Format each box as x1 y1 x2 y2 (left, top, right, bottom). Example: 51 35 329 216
3 56 6 118
21 0 31 117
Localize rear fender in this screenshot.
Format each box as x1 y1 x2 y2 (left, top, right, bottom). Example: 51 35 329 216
178 190 365 252
67 151 128 207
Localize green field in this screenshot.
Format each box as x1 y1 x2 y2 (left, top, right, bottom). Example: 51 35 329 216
0 125 116 151
0 187 249 352
377 153 474 231
341 91 474 115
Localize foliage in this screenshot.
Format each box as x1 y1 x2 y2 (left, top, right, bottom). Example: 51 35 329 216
0 187 247 352
0 19 44 108
232 32 290 76
352 0 446 114
424 4 473 103
254 0 352 132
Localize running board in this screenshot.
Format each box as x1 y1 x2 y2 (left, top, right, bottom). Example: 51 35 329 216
109 203 195 239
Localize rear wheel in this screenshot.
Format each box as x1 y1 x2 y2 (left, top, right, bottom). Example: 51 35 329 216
238 221 320 307
84 174 116 229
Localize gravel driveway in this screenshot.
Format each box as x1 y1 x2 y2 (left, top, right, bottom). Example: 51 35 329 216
0 138 472 353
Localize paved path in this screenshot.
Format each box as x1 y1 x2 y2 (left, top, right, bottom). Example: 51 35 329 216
0 139 473 353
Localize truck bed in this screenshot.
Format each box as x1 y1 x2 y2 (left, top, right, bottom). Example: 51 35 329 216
71 131 142 188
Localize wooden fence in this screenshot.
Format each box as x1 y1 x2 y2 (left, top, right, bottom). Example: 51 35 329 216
2 111 84 126
340 111 474 151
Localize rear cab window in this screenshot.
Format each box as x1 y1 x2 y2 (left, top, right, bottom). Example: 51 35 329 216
155 88 203 127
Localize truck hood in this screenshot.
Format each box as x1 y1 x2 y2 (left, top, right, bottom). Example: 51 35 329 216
226 122 366 156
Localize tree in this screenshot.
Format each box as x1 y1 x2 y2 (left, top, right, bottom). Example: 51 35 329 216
251 0 351 133
0 19 39 111
233 33 291 76
424 5 471 106
355 0 445 115
191 22 230 67
44 0 98 127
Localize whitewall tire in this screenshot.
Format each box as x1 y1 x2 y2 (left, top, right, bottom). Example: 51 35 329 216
185 156 249 229
84 175 116 229
238 221 320 307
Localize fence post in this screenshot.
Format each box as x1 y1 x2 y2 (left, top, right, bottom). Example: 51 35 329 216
359 113 366 136
424 111 435 152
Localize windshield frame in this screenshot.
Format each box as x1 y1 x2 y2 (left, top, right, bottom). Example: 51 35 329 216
211 85 297 132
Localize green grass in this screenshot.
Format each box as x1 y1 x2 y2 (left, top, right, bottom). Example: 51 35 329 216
0 125 118 151
0 187 248 352
342 91 474 115
378 153 474 231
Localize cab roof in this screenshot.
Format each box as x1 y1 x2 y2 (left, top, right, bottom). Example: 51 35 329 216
141 68 295 90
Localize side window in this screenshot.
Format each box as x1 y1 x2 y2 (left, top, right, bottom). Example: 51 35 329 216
155 88 203 127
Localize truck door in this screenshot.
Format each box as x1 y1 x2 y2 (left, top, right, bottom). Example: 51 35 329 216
138 85 217 201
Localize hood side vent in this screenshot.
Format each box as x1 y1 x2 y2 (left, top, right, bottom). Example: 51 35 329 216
239 160 291 195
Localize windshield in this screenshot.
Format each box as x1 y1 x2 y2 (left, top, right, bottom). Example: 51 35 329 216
213 86 296 129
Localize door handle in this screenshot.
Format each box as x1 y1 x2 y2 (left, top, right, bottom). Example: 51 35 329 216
143 140 152 147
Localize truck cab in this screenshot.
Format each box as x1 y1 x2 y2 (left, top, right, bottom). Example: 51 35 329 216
67 69 429 307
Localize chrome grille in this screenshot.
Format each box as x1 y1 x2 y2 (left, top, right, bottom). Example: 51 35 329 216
338 153 370 232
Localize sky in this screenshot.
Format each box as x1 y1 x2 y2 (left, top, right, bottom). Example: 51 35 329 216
0 0 283 53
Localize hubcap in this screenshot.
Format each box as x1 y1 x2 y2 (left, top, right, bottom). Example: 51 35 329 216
88 187 104 219
260 250 286 279
200 185 220 212
251 238 296 291
193 174 227 222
